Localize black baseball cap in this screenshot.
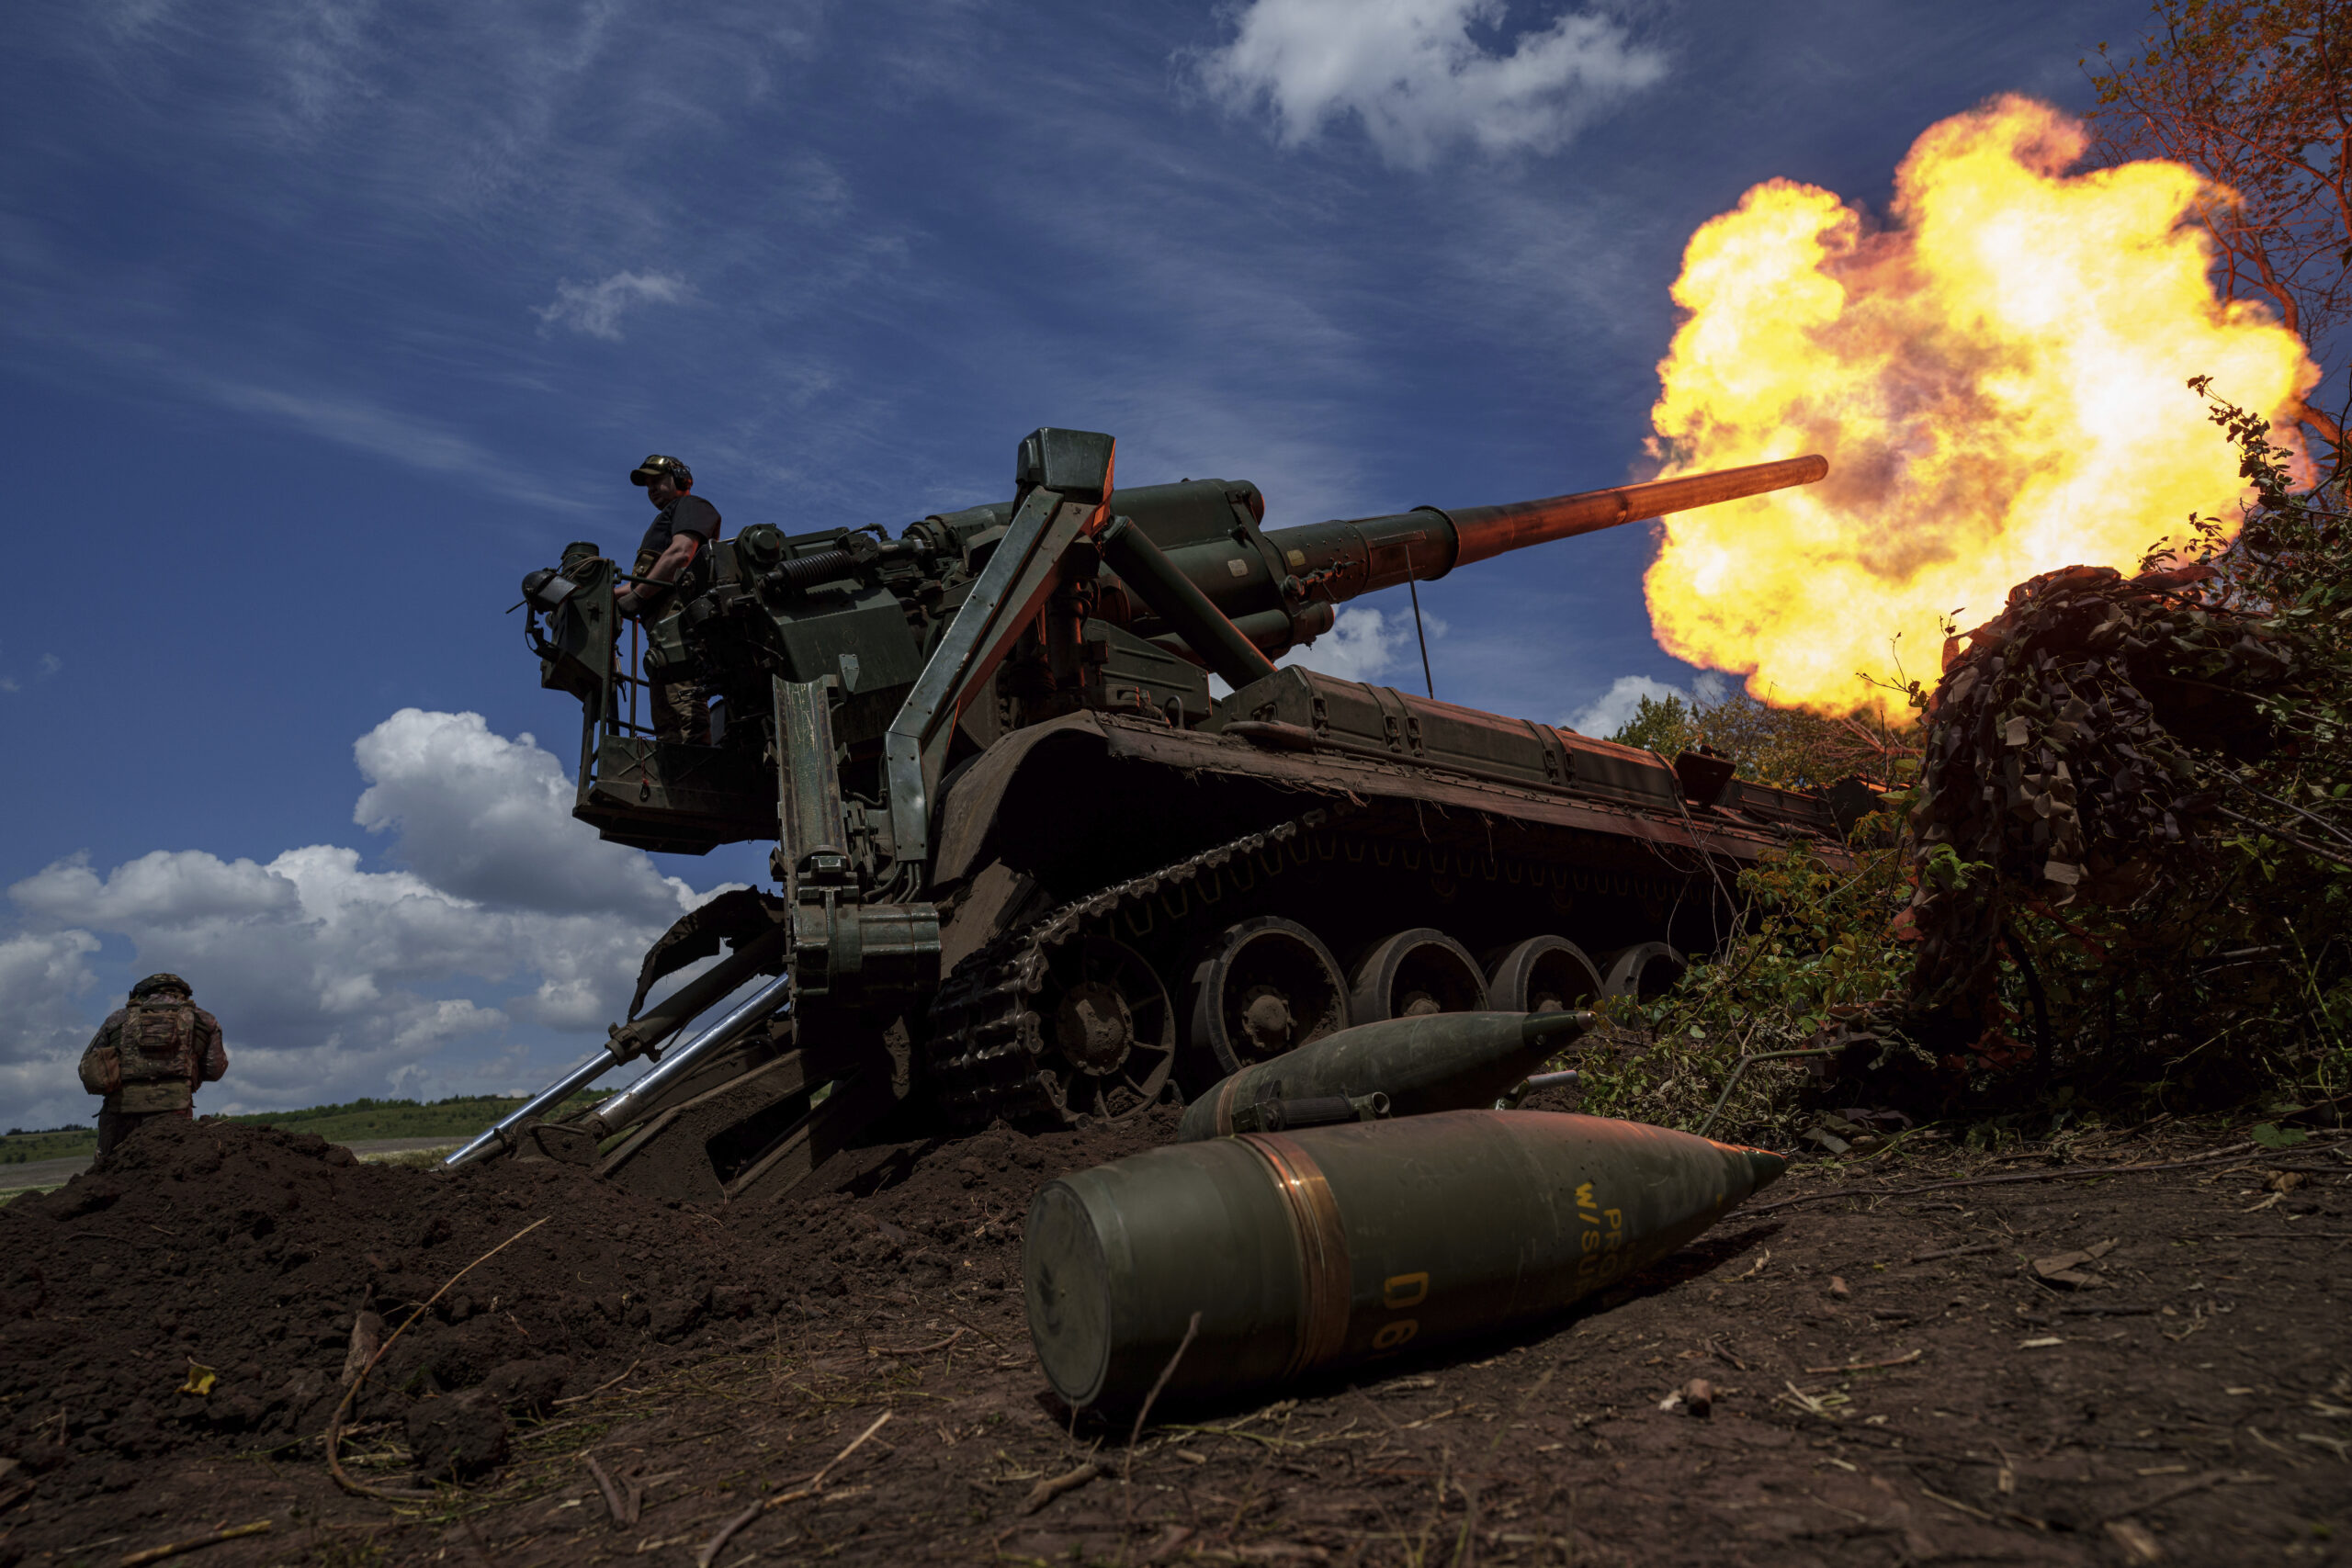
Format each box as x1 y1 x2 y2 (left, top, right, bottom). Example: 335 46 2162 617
629 454 694 487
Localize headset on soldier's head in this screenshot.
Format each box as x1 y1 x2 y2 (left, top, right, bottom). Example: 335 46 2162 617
629 455 694 489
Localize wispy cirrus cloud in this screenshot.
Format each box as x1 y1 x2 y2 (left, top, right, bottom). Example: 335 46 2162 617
536 269 693 341
6 0 828 500
0 650 63 695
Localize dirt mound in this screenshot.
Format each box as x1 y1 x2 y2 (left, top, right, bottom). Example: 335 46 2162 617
0 1107 1171 1510
2 1113 2346 1565
0 1121 738 1486
735 1109 1179 1304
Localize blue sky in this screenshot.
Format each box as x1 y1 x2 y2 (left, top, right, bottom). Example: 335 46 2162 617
0 0 2152 1125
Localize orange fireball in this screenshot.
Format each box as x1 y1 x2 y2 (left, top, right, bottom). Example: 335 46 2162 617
1645 95 2319 717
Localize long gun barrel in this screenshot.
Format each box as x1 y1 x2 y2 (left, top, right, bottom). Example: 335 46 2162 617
1101 456 1826 671
1272 454 1828 598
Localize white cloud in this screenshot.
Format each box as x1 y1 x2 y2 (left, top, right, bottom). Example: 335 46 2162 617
0 647 64 694
536 269 692 341
1197 0 1668 168
1282 604 1445 684
265 0 382 130
17 850 299 927
0 931 103 1129
352 708 695 919
2 709 736 1127
93 0 181 43
1566 670 1727 738
202 374 513 480
1207 604 1450 699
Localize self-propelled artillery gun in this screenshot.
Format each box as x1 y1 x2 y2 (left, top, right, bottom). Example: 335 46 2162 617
449 432 1843 1203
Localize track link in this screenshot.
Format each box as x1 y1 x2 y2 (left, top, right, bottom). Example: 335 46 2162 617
923 813 1325 1126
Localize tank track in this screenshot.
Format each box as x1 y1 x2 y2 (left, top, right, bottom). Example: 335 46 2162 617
923 811 1329 1127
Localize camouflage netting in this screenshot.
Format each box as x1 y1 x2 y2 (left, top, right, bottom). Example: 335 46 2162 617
1838 560 2303 1079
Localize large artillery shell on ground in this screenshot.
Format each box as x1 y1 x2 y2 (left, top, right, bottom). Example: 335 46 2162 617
1024 1110 1782 1412
1178 1010 1593 1141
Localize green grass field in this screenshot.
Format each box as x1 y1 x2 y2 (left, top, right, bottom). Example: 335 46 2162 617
2 1092 603 1165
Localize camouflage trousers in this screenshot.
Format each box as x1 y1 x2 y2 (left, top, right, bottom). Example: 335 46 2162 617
96 1105 192 1156
650 674 710 745
632 594 709 746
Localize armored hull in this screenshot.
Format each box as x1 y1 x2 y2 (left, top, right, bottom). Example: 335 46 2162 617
919 679 1838 1125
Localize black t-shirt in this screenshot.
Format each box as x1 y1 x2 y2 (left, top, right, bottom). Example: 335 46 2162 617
635 494 723 592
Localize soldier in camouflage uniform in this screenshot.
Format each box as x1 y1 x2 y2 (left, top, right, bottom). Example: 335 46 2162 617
613 454 721 745
78 974 228 1155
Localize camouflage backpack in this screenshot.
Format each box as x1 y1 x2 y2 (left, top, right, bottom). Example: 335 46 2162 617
118 998 198 1083
77 1037 121 1096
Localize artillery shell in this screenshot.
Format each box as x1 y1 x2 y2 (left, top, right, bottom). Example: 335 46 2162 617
1023 1109 1783 1412
1178 1010 1593 1141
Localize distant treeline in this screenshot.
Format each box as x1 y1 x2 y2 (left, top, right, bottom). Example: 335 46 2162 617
1 1091 600 1166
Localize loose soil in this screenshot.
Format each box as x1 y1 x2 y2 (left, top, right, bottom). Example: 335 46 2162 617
0 1105 2346 1566
0 1140 473 1203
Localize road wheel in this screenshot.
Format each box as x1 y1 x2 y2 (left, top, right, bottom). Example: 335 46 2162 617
1349 928 1487 1022
1035 936 1177 1122
1596 941 1687 1001
1486 935 1604 1014
1188 917 1351 1077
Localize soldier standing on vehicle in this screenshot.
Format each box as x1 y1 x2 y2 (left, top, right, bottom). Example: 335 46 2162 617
613 454 722 745
78 974 228 1155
